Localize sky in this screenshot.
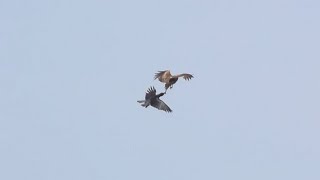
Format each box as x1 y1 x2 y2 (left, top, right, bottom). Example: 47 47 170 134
1 0 320 179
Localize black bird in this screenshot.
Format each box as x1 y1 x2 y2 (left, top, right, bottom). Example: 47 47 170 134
137 86 172 113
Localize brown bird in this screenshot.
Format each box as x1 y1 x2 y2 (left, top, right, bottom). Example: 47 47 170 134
154 70 193 92
137 86 172 113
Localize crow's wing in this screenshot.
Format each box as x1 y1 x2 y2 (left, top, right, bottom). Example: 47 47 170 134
150 98 172 113
145 86 156 100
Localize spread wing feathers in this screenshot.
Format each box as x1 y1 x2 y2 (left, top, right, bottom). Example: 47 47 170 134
154 70 172 82
175 73 194 81
145 86 156 100
155 70 193 82
150 99 172 113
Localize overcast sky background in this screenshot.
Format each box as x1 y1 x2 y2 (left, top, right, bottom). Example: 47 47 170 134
1 0 319 180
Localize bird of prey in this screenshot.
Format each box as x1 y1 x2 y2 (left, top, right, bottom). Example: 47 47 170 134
137 86 172 113
154 70 193 92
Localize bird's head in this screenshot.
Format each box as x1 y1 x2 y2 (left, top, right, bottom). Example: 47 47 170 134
158 92 165 97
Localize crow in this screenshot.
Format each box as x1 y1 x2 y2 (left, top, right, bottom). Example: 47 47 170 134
137 86 172 113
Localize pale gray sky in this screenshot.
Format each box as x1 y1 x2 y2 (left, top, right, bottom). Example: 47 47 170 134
1 0 319 180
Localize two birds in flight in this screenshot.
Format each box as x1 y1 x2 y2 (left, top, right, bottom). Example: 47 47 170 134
137 70 194 113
